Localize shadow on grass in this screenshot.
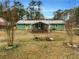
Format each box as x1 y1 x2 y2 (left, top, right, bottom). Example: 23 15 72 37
0 43 22 52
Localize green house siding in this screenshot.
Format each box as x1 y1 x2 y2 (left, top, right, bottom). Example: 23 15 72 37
16 24 26 30
56 24 64 30
50 24 64 30
16 24 31 30
16 24 64 31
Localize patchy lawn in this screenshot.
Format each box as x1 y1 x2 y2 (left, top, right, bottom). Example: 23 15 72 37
0 30 79 59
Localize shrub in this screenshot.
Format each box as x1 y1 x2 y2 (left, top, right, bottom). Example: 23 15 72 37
33 36 54 41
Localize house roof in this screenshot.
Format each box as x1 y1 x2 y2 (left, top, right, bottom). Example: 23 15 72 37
17 20 65 24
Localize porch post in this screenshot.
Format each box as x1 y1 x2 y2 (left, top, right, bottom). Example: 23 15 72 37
30 24 32 30
48 24 51 32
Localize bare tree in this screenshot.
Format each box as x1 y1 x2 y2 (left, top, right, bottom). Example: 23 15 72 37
65 9 75 43
2 0 25 46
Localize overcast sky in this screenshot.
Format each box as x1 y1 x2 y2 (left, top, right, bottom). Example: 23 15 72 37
0 0 79 19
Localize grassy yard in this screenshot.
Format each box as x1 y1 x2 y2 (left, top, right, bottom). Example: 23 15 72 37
0 30 79 59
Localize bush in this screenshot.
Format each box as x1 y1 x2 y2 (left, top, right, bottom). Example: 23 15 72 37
33 36 54 41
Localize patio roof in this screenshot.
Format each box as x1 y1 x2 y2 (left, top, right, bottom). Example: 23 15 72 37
17 20 65 24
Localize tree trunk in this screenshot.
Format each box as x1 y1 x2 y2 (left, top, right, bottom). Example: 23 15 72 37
6 25 14 46
11 26 14 46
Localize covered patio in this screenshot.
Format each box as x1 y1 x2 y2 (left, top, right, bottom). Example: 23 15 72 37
32 22 49 32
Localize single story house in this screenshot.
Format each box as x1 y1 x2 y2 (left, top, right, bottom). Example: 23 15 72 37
16 20 65 32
